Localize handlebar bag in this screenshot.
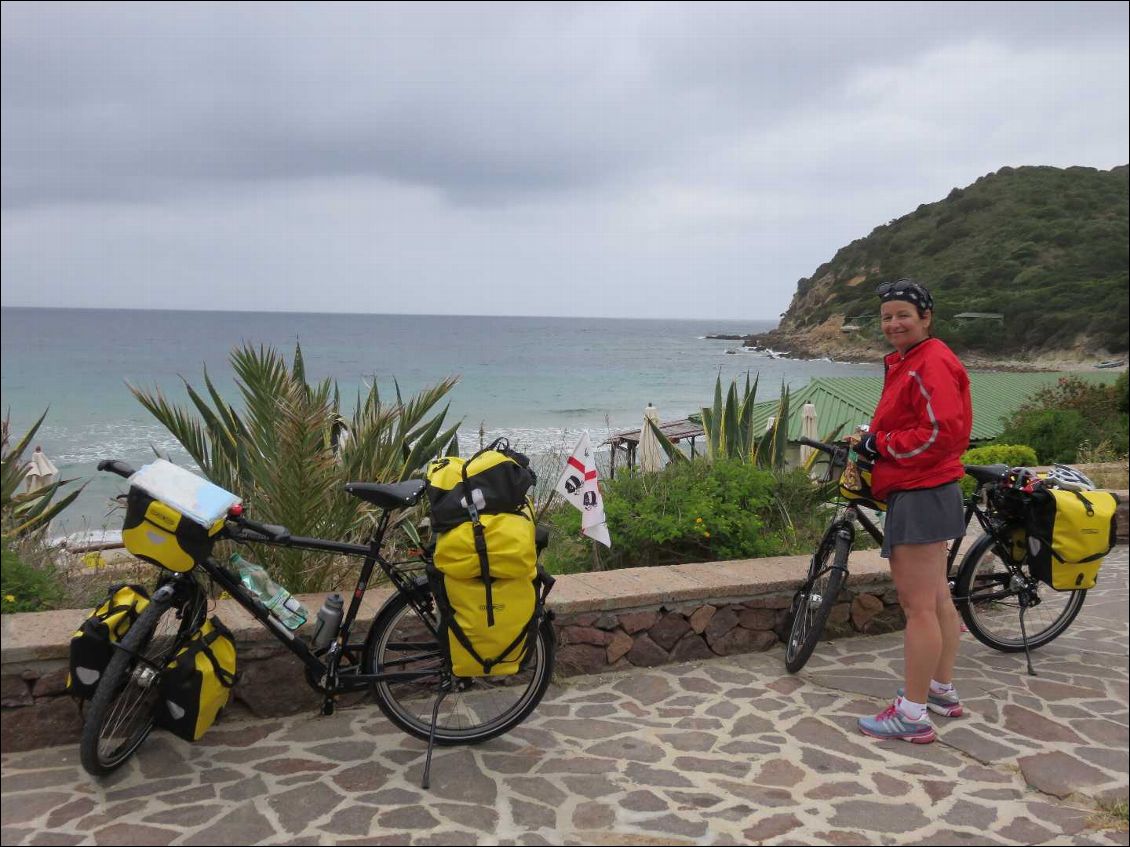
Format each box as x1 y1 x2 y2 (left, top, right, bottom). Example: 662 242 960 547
155 616 238 741
1024 488 1120 590
122 486 225 573
839 456 887 512
66 583 151 699
425 440 548 677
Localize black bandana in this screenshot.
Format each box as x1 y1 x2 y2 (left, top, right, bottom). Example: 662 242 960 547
876 278 934 313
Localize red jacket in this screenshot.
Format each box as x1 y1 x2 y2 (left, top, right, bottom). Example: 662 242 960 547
868 337 972 501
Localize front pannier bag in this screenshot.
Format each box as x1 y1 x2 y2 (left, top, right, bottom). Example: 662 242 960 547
155 616 238 741
1025 487 1120 591
67 583 151 699
425 439 549 677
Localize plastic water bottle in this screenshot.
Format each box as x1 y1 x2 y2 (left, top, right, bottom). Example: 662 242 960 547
230 553 308 631
311 593 345 649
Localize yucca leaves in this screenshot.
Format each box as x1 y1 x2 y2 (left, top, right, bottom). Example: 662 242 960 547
130 343 460 591
1 410 83 538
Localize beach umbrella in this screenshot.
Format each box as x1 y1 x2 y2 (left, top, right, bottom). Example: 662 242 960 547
638 403 664 473
25 445 58 492
799 403 818 465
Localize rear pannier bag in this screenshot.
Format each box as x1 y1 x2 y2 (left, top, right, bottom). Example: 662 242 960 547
67 583 150 699
155 616 237 741
1024 488 1120 591
425 439 549 677
122 486 225 573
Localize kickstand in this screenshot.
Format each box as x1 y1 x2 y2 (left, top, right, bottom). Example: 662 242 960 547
421 688 449 790
1018 598 1038 677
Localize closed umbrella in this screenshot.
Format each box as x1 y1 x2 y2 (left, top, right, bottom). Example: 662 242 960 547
25 446 58 492
638 403 664 473
799 403 818 466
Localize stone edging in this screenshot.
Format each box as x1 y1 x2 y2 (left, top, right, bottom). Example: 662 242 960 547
1 549 903 753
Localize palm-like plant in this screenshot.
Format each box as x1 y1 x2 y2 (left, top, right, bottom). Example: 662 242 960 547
1 411 83 538
130 343 459 591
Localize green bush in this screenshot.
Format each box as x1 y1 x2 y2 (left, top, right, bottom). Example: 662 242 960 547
999 409 1089 464
959 444 1039 496
541 463 832 573
1 537 64 613
997 375 1129 464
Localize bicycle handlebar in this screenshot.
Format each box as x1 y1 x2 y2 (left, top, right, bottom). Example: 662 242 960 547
97 459 136 479
798 437 835 454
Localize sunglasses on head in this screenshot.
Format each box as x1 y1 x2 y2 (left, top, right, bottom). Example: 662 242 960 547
876 278 919 297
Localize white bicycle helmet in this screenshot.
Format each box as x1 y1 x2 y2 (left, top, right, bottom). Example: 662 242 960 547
1044 463 1096 491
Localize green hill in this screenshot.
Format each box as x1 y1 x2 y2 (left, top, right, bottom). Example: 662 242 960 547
779 165 1129 355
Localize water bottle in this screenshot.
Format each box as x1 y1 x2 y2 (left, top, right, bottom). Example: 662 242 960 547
311 593 345 650
230 553 308 631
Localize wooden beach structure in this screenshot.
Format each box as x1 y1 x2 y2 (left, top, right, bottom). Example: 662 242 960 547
604 418 704 478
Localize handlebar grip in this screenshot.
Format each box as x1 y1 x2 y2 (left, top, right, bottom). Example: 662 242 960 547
97 460 136 479
232 515 292 544
798 437 827 450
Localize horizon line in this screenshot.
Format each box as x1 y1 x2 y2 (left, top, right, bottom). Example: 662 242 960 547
0 304 781 324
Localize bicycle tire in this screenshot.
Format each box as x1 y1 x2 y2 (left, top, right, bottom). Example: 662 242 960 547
955 528 1086 653
79 581 205 775
784 523 849 673
363 585 555 745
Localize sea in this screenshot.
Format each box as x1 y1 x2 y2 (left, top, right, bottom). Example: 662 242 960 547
0 308 882 536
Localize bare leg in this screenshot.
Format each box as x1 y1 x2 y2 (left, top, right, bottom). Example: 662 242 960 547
933 569 961 686
889 541 949 704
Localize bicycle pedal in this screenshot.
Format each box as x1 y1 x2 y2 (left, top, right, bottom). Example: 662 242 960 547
321 698 336 716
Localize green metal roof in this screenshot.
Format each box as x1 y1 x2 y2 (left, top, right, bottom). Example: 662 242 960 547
750 372 1121 444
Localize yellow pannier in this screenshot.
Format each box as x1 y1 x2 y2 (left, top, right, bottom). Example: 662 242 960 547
1025 488 1120 591
156 616 238 741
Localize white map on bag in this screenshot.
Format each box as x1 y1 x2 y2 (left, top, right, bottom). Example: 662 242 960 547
129 459 241 528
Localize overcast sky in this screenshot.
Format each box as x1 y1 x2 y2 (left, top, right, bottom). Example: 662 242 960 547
2 2 1127 321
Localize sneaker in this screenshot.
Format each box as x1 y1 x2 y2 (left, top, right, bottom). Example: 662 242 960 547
858 702 936 743
897 687 964 718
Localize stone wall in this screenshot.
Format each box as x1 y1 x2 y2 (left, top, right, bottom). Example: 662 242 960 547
0 549 904 754
553 581 903 676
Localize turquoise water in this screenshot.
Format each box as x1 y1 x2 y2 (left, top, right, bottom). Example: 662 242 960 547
1 308 881 533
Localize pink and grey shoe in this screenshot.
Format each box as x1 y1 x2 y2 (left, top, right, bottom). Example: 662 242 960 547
897 687 964 718
858 702 936 743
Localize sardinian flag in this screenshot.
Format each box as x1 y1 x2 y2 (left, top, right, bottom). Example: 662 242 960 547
554 431 612 548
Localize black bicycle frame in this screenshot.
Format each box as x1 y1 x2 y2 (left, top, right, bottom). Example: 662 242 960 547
199 509 439 694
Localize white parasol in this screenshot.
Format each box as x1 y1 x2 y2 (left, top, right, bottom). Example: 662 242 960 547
25 446 59 492
638 403 664 473
799 403 818 465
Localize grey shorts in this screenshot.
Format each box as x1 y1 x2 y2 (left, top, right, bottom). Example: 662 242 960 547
881 482 966 558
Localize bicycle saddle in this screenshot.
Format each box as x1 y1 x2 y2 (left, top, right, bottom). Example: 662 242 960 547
344 479 426 509
963 464 1010 485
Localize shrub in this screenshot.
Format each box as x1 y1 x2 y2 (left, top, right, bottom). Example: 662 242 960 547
998 409 1090 464
541 462 833 574
959 444 1039 496
998 375 1128 464
1 537 64 613
542 460 776 571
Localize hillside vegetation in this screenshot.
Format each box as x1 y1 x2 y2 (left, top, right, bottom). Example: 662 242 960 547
779 165 1128 355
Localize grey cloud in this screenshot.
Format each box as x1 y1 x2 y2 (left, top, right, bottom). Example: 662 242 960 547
7 2 1123 210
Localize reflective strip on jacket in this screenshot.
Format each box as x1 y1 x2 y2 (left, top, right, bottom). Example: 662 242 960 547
869 337 972 502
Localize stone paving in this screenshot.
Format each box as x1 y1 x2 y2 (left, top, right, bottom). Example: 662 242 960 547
2 550 1127 846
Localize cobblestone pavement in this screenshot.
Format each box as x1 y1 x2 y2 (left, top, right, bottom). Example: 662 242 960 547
3 550 1128 846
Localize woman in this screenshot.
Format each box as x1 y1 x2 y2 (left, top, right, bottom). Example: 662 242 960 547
854 278 972 744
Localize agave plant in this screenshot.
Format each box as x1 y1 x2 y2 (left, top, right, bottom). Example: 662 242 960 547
130 343 460 591
644 373 794 471
1 410 83 538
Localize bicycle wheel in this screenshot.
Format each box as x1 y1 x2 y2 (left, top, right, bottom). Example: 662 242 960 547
784 522 849 673
956 529 1086 653
80 580 206 775
363 586 555 745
